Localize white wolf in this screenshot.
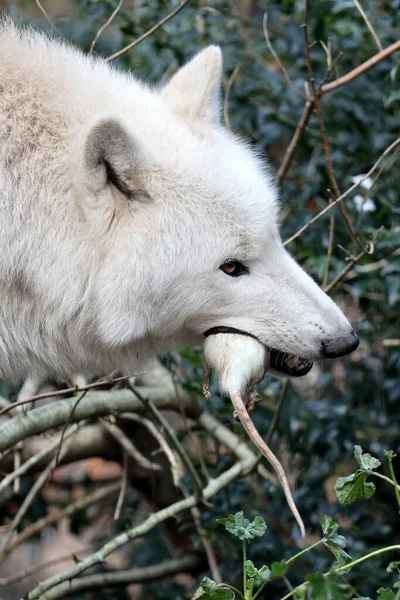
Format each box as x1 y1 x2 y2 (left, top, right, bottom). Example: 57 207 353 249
0 21 358 382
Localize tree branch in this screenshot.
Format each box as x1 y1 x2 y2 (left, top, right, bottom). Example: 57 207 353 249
27 452 257 599
41 554 205 599
0 386 202 453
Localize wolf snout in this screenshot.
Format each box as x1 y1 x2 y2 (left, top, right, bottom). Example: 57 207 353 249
321 329 359 359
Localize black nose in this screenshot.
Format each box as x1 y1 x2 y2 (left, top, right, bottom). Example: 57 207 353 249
322 330 359 359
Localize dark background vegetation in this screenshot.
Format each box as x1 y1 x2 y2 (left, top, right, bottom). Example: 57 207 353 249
0 1 399 599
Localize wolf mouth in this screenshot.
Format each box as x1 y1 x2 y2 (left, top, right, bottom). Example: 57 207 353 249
203 326 313 377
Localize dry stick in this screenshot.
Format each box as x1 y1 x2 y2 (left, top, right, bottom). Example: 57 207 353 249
1 482 119 561
0 427 78 496
0 376 130 417
321 40 400 94
223 63 243 129
277 100 314 182
0 437 73 565
90 0 124 54
114 452 128 520
106 0 193 62
27 454 257 599
0 545 99 588
101 418 160 472
120 412 182 487
38 555 205 600
54 389 88 467
35 0 63 35
127 382 204 499
263 13 296 90
229 392 305 538
277 40 400 182
303 0 359 249
322 204 335 288
266 379 290 447
323 249 366 295
352 0 382 51
284 136 400 246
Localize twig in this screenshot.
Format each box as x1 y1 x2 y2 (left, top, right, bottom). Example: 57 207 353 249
283 136 400 246
127 382 204 499
263 13 295 89
266 380 290 446
277 100 314 182
0 482 119 561
0 375 131 417
27 452 257 598
101 418 160 472
90 0 124 54
321 204 335 288
224 63 243 129
114 452 128 520
352 0 382 51
0 386 201 452
36 555 205 600
54 389 88 467
0 545 99 587
106 0 193 62
120 413 182 487
229 391 305 537
321 40 400 95
35 0 62 35
0 436 74 564
323 249 366 294
0 428 76 496
303 0 359 246
277 40 400 181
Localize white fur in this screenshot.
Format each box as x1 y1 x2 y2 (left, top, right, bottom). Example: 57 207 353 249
0 21 356 381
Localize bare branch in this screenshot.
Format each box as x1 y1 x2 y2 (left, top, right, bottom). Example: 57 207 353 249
38 554 205 599
0 386 201 453
263 13 295 89
277 40 400 180
0 434 75 564
120 412 183 487
106 0 193 62
0 482 119 562
320 40 400 95
351 0 382 51
27 453 258 599
101 417 160 472
303 0 359 246
90 0 124 54
0 375 131 417
283 137 400 246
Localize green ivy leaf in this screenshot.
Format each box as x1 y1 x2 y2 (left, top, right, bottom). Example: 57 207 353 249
377 589 395 600
270 561 288 581
307 572 349 600
217 512 267 541
387 561 400 574
335 472 376 504
320 516 352 568
193 577 234 600
354 446 381 470
244 560 271 587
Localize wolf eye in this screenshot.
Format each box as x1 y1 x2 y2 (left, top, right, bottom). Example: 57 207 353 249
220 260 249 277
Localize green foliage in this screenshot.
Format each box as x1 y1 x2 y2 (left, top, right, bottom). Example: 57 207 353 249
320 515 352 568
217 512 267 542
335 445 382 504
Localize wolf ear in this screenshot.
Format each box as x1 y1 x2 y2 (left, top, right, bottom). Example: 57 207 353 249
75 116 146 202
162 46 222 125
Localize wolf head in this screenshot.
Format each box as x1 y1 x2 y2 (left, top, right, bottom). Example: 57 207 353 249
72 46 358 377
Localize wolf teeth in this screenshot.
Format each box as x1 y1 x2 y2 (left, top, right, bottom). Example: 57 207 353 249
285 355 299 369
